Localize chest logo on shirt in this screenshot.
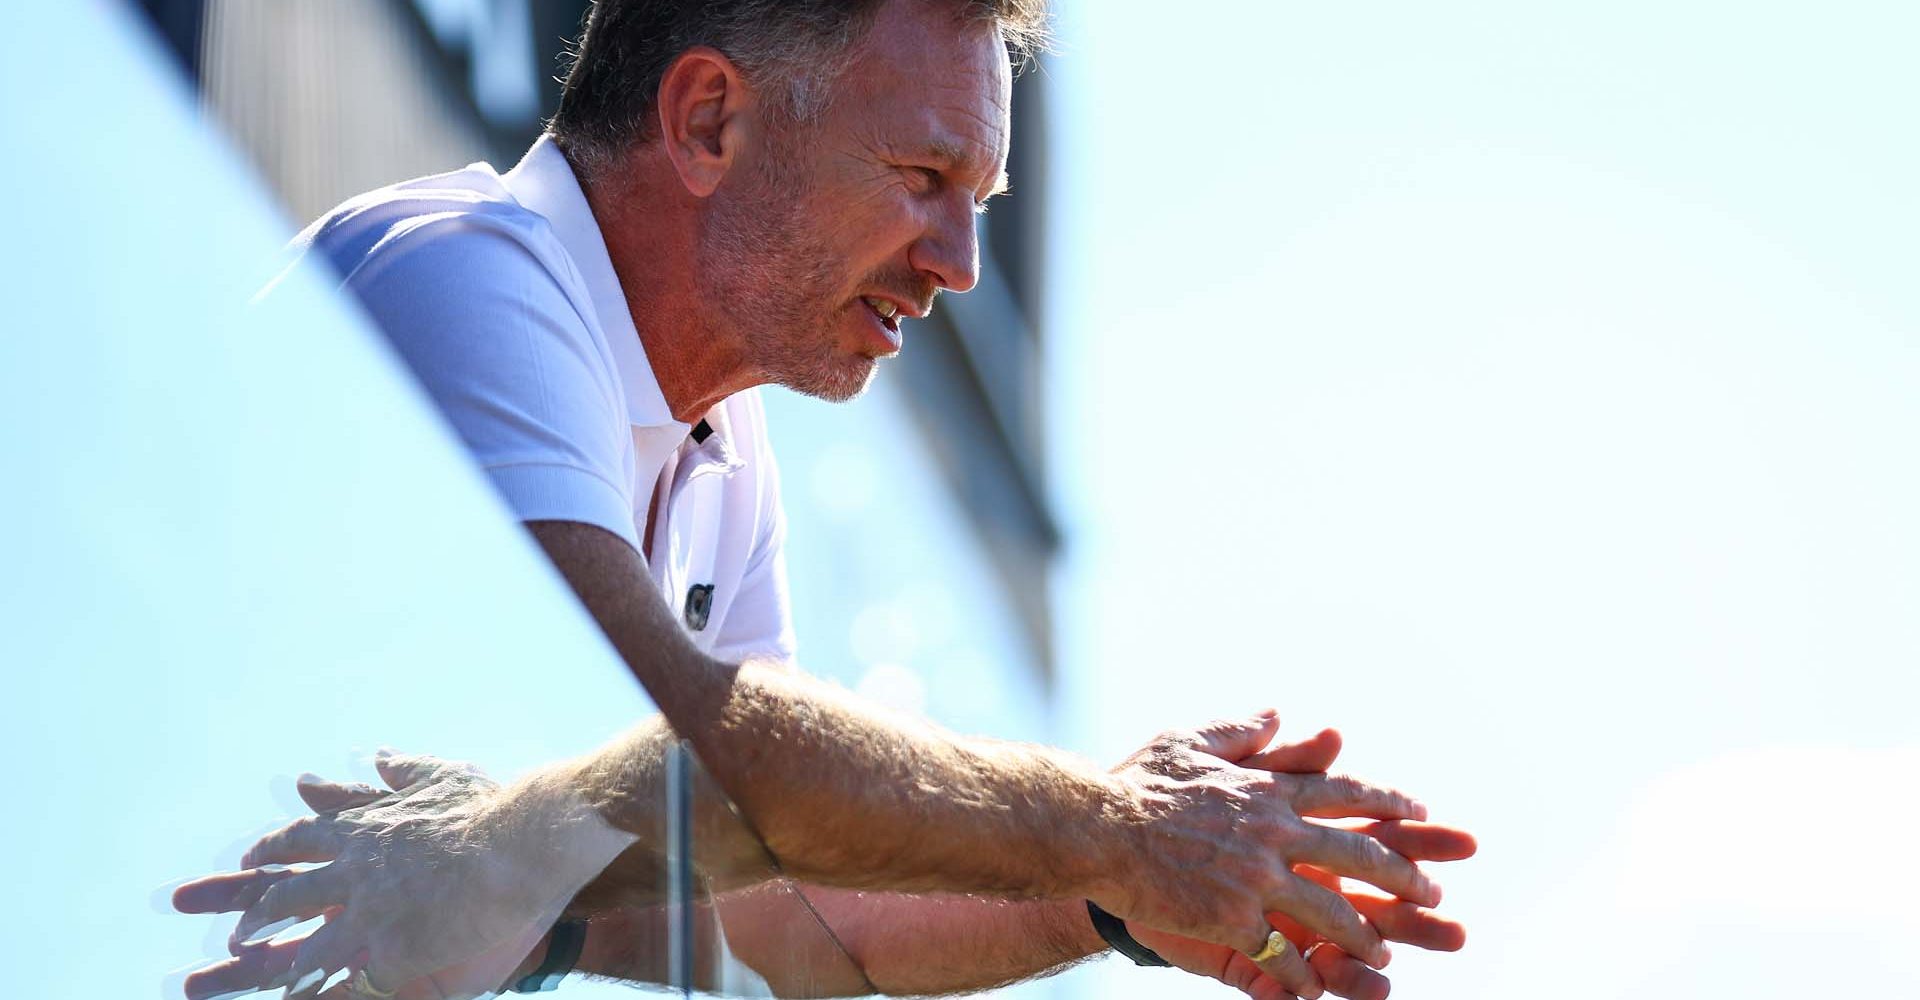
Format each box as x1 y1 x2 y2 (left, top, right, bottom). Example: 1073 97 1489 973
685 584 715 631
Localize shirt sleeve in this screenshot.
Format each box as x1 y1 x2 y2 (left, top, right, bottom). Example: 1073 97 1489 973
328 213 640 551
708 392 799 665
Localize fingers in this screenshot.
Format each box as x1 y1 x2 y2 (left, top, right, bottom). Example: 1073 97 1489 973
173 866 301 914
1308 944 1390 1000
1180 709 1285 762
1265 873 1389 970
182 937 302 1000
233 868 346 948
1344 891 1467 952
1280 774 1427 823
1246 927 1323 1000
1216 948 1308 1000
240 816 342 868
1351 821 1477 863
374 748 448 791
1289 826 1439 907
1295 864 1468 952
297 774 386 816
1240 728 1343 774
1262 856 1463 1000
346 958 409 1000
283 922 358 1000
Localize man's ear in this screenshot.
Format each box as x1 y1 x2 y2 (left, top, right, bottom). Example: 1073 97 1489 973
656 46 754 198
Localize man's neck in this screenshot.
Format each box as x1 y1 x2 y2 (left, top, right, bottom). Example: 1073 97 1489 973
578 164 764 424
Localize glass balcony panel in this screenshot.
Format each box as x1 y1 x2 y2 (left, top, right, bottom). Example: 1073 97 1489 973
0 4 865 996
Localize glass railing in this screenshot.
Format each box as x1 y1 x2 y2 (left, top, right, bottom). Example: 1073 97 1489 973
0 4 868 995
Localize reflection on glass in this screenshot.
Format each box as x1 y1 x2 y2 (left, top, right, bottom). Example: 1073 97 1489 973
171 720 874 998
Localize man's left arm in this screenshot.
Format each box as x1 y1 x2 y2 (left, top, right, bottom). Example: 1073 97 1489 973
571 853 1471 1000
741 889 1102 997
560 889 1098 996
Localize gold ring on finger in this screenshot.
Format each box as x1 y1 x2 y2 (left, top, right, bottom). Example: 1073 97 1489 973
1247 930 1292 964
349 969 398 999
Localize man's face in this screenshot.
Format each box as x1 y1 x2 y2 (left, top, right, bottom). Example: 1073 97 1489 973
700 0 1014 402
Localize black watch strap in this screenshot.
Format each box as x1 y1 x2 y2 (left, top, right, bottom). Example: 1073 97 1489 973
1086 901 1171 968
509 918 589 993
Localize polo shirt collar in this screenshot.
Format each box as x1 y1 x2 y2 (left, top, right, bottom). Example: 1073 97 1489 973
501 135 680 433
687 410 746 480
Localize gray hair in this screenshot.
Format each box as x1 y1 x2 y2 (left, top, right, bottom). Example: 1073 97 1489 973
549 0 1051 179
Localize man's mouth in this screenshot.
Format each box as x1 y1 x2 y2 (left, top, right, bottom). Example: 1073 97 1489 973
863 296 901 328
861 295 905 355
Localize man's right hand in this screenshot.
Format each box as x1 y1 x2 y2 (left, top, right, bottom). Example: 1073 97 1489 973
1130 822 1476 1000
1083 710 1444 996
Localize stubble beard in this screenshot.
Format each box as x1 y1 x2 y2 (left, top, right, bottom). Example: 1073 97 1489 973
700 145 878 404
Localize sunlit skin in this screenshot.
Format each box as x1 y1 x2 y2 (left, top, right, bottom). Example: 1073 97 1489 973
584 0 1011 421
1128 729 1476 1000
174 722 1476 1000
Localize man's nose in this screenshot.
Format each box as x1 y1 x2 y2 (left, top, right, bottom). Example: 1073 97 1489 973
907 193 980 294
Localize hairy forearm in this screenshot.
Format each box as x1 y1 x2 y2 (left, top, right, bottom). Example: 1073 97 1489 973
679 660 1118 895
565 655 1123 898
529 521 1130 902
548 716 782 912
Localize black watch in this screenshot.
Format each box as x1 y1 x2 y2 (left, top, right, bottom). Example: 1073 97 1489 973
508 918 589 993
1086 901 1171 968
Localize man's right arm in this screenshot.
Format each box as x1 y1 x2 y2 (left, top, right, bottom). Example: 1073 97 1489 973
526 518 1440 981
531 519 1124 900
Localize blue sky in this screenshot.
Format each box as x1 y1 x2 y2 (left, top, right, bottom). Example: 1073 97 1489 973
1044 2 1920 998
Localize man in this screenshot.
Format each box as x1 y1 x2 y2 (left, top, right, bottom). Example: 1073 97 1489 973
172 2 1475 998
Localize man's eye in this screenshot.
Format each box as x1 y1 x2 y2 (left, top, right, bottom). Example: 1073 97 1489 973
902 166 942 192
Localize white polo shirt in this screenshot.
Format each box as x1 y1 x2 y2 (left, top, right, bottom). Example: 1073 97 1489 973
288 136 797 663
